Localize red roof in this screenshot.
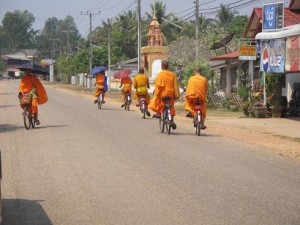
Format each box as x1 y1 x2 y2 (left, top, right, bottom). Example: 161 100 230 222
244 7 300 38
210 51 239 61
289 0 300 10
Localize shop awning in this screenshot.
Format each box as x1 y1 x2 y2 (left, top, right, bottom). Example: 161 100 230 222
255 24 300 40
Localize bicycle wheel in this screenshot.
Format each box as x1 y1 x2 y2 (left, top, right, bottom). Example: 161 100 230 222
142 105 146 119
195 113 201 136
166 117 171 135
98 94 102 109
159 114 165 133
126 102 130 111
31 115 36 128
23 107 31 130
166 122 171 134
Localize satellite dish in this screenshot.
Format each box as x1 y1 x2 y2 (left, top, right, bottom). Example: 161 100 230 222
210 33 235 50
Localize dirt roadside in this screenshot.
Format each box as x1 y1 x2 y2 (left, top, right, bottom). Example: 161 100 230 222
45 83 300 161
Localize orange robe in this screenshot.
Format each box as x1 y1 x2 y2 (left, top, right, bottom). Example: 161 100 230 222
19 73 48 114
185 73 208 118
94 74 107 97
133 73 150 105
121 77 132 98
148 70 180 116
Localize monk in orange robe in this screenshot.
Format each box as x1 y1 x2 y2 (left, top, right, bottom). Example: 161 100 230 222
94 70 108 104
119 76 132 108
148 60 180 129
133 67 151 116
185 67 208 129
18 70 48 125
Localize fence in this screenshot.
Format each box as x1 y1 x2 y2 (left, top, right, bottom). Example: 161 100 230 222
208 92 244 109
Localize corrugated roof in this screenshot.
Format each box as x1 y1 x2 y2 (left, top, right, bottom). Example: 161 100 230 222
210 51 239 61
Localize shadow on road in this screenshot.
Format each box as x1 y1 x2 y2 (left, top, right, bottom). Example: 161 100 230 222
93 107 120 111
34 125 68 129
0 105 15 109
168 131 219 137
2 199 53 225
0 124 23 133
0 93 15 96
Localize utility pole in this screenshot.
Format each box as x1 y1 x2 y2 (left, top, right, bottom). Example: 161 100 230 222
108 24 111 74
137 0 142 69
81 11 101 73
195 0 200 63
61 28 74 53
49 38 59 59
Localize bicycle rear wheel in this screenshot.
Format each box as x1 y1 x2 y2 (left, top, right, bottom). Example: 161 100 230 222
159 115 165 133
125 101 130 111
142 104 146 119
31 115 36 128
195 113 201 136
166 121 171 134
23 107 31 130
98 94 102 109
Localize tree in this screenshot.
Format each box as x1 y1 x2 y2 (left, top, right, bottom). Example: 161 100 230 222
1 10 37 50
228 15 249 38
36 16 81 59
215 4 237 29
0 60 7 72
146 1 182 44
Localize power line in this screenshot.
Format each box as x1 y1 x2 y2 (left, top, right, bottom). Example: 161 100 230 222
200 0 261 15
81 11 101 75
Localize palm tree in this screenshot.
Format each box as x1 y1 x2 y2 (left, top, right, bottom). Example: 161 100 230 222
146 0 167 25
146 1 183 44
215 4 237 28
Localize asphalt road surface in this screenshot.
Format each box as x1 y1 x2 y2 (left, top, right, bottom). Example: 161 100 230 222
1 80 300 225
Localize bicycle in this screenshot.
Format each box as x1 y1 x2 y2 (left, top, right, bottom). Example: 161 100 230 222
191 98 203 136
97 89 105 110
124 90 131 111
19 93 35 130
138 94 149 119
159 96 175 135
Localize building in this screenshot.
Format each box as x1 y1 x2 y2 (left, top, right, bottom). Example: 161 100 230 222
211 0 300 102
141 14 168 80
0 49 39 78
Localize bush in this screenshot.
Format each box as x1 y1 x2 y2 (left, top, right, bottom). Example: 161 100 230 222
237 86 249 101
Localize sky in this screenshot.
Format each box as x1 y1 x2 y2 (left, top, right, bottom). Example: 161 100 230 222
0 0 291 37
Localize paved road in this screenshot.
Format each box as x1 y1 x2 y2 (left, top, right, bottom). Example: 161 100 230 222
1 80 300 225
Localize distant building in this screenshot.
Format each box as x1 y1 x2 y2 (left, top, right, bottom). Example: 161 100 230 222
141 14 168 80
0 49 40 78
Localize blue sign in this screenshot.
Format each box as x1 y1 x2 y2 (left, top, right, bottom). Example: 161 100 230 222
263 2 284 31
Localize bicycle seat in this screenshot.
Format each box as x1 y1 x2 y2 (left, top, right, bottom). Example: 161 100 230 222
162 96 172 102
194 105 202 111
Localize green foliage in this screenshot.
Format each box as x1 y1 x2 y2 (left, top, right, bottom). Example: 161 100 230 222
0 61 6 72
37 16 82 59
228 15 249 38
237 85 250 101
266 73 282 107
216 4 237 28
1 10 37 50
183 61 211 85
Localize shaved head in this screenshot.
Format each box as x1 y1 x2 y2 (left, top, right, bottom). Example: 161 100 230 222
161 60 169 70
194 67 201 73
139 67 144 74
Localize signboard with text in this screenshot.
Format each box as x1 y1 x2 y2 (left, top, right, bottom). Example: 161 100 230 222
260 39 285 73
239 45 257 60
263 2 284 31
